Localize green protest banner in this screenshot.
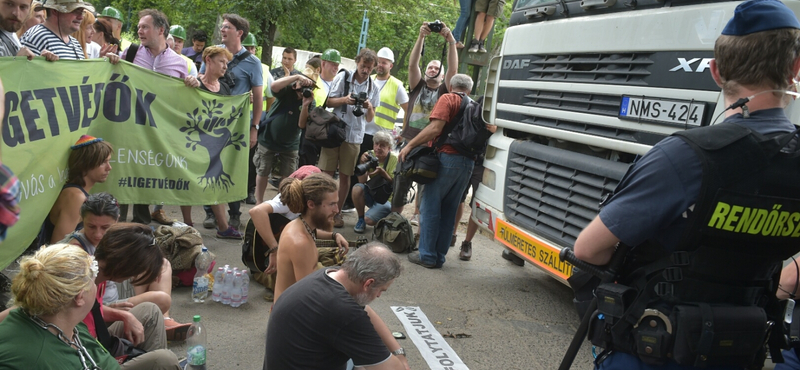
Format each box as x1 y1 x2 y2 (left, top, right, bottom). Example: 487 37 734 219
0 58 251 269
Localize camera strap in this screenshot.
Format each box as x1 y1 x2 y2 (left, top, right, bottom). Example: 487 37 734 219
420 41 448 80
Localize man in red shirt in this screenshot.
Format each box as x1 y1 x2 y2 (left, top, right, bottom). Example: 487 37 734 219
398 74 481 268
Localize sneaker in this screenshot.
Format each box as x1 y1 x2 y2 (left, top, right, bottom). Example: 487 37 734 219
229 214 241 229
151 209 174 225
459 241 472 261
450 234 457 247
269 177 281 189
408 252 437 268
164 317 191 341
502 249 525 266
202 213 216 229
409 214 420 226
334 213 344 228
456 41 465 49
354 218 366 234
341 207 356 214
245 192 256 205
478 40 487 53
467 39 479 53
217 226 243 239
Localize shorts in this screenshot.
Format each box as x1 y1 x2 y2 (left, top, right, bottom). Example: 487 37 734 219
475 0 506 18
254 144 298 178
461 164 485 205
354 183 392 222
318 142 361 176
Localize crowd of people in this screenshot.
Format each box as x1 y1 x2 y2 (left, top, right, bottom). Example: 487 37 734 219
0 0 499 367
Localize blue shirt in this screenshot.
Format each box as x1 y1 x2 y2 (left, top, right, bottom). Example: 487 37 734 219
597 108 796 370
200 45 263 95
600 108 795 251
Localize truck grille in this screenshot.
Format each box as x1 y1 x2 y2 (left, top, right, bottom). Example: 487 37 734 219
504 140 629 248
528 53 653 86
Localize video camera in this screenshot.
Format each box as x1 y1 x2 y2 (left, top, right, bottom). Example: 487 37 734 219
354 152 379 176
351 91 368 117
427 20 444 33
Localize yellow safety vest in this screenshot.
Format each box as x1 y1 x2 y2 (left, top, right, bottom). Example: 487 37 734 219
314 76 332 108
371 75 403 130
180 54 194 76
262 63 270 112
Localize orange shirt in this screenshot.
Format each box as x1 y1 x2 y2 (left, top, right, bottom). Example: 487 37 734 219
427 93 464 155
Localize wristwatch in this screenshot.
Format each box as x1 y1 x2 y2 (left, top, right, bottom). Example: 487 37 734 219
391 348 405 356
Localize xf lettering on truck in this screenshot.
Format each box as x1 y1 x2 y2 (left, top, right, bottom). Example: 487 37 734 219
669 58 713 73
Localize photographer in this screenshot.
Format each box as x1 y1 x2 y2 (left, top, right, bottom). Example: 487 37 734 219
352 131 398 234
253 73 316 204
322 48 381 228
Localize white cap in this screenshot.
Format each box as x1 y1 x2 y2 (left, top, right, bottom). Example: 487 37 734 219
377 47 394 63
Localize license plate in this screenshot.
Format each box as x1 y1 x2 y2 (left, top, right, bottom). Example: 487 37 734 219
619 96 706 127
494 219 573 282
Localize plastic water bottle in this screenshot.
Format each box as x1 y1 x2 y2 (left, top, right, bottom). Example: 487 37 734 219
192 247 212 303
241 269 249 304
211 267 225 302
185 315 207 370
230 272 243 308
221 269 234 305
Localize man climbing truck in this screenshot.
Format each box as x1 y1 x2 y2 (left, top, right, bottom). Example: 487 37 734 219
472 0 800 284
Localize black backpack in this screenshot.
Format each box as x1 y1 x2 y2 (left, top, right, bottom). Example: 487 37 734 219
443 94 491 160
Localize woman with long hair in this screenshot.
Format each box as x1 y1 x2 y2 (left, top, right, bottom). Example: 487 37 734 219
92 18 120 56
16 1 45 38
74 10 99 59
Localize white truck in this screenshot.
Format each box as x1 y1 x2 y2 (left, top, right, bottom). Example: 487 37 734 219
472 0 800 284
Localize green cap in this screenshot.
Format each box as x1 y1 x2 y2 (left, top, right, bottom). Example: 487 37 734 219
99 6 123 22
169 25 187 40
242 33 257 47
321 49 341 64
193 315 201 322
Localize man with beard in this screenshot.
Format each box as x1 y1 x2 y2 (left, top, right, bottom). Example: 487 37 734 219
0 0 46 59
271 173 348 303
264 242 407 370
20 0 93 59
322 48 380 228
391 22 458 215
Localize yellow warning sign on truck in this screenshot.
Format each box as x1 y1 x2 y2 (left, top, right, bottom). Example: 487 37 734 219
495 219 574 282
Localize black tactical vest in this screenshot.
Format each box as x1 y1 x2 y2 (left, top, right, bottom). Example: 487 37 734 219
591 122 800 368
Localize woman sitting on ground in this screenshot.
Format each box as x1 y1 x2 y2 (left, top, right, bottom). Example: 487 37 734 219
0 244 119 369
61 192 189 340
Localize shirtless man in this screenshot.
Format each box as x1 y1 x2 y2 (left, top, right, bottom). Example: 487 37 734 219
272 173 348 302
45 135 112 244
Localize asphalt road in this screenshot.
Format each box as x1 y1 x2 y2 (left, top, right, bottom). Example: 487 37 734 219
122 186 594 370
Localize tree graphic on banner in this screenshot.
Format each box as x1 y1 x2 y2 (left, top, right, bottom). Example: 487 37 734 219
181 99 246 191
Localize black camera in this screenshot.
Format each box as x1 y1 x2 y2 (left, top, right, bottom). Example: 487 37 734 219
428 20 443 33
351 91 368 117
302 88 314 98
354 153 380 176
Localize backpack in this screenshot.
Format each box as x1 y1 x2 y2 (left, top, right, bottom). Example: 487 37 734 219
443 94 492 160
373 212 417 253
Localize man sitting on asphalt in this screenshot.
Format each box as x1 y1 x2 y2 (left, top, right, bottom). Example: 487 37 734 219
264 242 407 370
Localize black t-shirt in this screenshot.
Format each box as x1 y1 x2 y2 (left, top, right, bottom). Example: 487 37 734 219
264 269 391 370
198 78 232 96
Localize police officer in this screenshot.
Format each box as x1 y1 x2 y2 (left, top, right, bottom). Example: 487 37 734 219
573 0 800 368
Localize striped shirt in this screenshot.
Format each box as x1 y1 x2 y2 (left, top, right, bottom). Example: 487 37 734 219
21 24 84 60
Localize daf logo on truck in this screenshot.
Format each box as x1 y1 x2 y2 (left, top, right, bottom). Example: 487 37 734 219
503 59 531 70
669 58 713 73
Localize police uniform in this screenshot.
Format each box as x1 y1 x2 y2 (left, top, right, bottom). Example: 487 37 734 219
595 109 797 370
577 1 800 368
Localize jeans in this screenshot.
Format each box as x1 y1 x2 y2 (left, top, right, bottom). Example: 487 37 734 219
418 153 473 266
453 0 474 43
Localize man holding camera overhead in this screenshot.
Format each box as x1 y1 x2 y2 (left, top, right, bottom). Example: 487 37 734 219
253 73 317 205
322 48 381 228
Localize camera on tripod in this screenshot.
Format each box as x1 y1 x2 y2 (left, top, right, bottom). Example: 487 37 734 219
350 91 368 117
354 152 380 176
427 20 444 33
